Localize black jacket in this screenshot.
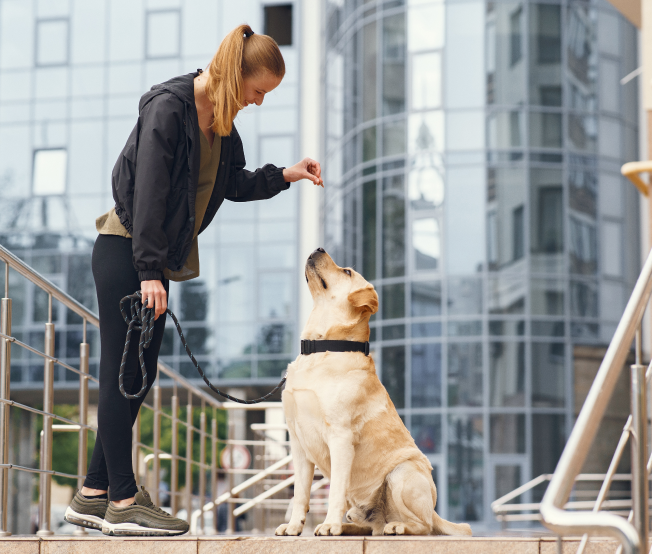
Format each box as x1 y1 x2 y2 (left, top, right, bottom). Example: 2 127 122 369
111 72 289 282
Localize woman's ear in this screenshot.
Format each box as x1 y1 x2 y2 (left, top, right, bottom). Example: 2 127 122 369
348 285 379 315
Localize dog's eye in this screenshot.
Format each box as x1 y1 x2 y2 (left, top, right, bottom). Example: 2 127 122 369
344 269 351 276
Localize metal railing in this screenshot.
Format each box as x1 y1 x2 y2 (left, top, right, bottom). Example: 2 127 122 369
0 243 329 536
538 164 652 554
0 243 232 535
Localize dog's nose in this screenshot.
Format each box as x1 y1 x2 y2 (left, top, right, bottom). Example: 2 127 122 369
316 247 325 253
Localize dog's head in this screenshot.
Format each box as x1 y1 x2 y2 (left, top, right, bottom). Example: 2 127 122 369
303 248 378 341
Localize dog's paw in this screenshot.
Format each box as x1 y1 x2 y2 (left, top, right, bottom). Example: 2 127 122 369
383 522 407 535
314 522 343 536
275 523 304 536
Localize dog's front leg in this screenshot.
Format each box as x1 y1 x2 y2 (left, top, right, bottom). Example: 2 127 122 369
315 430 354 536
275 430 314 536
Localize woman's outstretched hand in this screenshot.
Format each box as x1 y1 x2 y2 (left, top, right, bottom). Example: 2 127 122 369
141 280 167 320
283 157 324 187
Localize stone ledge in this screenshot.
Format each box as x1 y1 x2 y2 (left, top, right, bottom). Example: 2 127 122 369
0 535 624 554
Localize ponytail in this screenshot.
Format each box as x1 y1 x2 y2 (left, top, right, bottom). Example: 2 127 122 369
205 24 285 137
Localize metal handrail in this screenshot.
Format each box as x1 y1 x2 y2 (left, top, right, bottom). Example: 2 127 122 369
539 245 652 552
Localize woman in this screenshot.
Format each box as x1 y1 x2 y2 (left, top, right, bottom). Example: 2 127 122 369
63 24 322 536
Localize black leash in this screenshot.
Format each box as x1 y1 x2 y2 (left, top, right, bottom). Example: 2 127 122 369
118 291 286 403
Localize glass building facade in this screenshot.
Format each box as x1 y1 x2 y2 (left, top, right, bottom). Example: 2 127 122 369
322 0 640 527
0 0 302 392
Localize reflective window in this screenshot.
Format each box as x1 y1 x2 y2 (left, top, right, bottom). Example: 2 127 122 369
569 166 597 217
363 180 377 279
532 342 565 407
448 320 482 337
446 166 485 274
448 414 484 521
407 3 444 52
264 4 293 46
33 149 67 195
363 126 377 162
531 414 565 500
495 465 522 502
531 320 564 337
382 175 405 277
529 112 562 148
570 280 598 317
600 281 624 321
258 272 292 319
411 280 441 316
448 342 483 407
382 346 405 408
383 282 405 320
412 217 440 271
181 281 208 321
411 321 442 337
487 168 526 271
382 14 406 115
569 216 597 275
535 5 561 64
601 221 622 277
146 10 180 59
411 52 441 110
531 278 565 316
363 22 377 122
36 19 69 66
218 324 255 359
487 111 524 149
488 275 526 315
490 414 525 453
530 170 563 273
411 414 441 453
598 174 622 219
447 278 483 316
257 322 292 354
383 119 406 156
412 343 441 408
490 341 525 407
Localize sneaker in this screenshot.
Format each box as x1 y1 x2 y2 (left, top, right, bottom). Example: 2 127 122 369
64 490 108 531
101 486 189 536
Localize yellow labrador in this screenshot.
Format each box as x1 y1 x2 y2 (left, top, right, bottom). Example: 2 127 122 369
275 248 472 537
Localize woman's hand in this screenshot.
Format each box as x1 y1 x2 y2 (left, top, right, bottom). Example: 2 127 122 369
283 158 324 187
141 280 167 320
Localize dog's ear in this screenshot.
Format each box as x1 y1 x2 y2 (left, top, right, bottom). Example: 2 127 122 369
348 285 379 315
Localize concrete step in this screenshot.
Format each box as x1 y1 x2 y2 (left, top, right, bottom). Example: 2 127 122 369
1 535 622 554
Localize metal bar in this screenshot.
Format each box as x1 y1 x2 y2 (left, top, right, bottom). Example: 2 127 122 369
185 392 193 524
233 475 296 517
74 339 90 536
170 394 179 517
198 407 206 534
0 463 84 480
227 421 235 534
539 246 652 553
0 332 99 383
210 414 217 534
630 364 648 549
152 383 161 505
491 474 551 509
0 295 12 536
0 398 96 431
37 321 55 536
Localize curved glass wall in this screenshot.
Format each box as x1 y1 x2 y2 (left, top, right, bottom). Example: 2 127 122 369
323 0 639 527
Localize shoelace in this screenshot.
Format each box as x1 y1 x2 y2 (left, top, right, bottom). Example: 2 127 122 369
119 291 287 403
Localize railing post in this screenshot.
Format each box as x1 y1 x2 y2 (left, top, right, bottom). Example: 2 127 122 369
210 414 217 534
198 405 206 534
37 301 55 536
152 382 161 505
74 324 90 537
185 392 193 524
227 420 235 535
0 281 13 537
630 362 649 550
171 392 179 517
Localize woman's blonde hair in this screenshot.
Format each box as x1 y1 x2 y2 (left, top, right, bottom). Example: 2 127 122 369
205 24 285 137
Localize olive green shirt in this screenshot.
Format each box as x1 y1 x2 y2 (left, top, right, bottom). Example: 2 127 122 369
96 131 221 282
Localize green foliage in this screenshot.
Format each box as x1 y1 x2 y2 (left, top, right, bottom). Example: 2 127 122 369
138 405 228 493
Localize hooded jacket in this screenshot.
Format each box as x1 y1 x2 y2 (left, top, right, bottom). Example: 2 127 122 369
111 71 289 282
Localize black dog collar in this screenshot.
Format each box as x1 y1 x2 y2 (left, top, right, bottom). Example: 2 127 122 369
301 339 370 356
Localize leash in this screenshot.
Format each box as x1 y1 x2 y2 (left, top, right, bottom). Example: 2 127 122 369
118 291 286 403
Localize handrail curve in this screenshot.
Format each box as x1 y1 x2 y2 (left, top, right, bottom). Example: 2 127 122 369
539 246 652 554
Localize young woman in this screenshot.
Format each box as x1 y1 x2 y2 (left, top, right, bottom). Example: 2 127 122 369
63 24 322 536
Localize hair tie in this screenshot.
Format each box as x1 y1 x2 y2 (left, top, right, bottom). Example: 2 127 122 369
244 30 254 38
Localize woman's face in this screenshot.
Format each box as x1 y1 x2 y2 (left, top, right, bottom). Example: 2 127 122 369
242 72 283 107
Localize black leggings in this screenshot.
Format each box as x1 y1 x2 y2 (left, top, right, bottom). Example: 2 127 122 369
84 234 168 501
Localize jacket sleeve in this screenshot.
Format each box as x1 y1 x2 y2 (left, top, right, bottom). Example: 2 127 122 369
225 127 290 202
131 93 182 282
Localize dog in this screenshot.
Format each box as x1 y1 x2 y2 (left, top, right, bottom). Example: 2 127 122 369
275 248 472 537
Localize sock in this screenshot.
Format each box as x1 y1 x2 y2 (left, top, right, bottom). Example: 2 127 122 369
81 492 108 500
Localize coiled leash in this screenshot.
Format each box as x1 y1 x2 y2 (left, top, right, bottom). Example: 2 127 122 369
119 291 286 403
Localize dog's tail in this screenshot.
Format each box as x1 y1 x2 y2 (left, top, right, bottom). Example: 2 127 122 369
429 481 473 536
